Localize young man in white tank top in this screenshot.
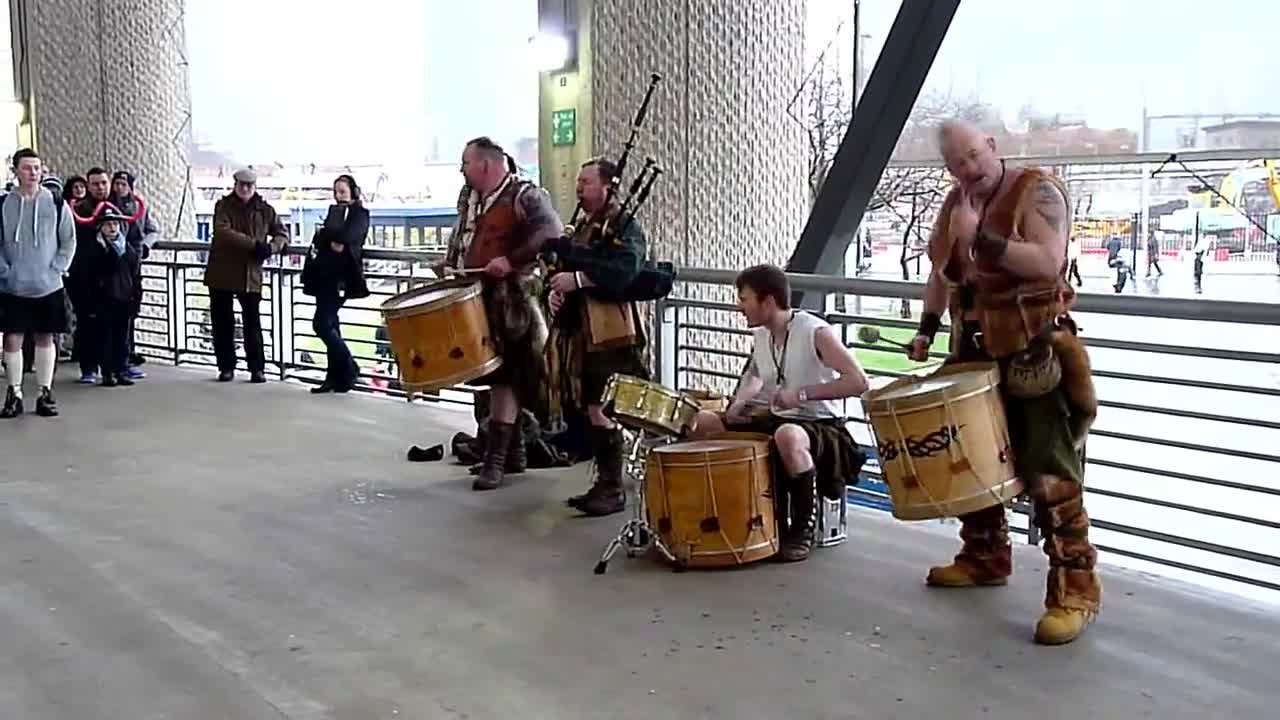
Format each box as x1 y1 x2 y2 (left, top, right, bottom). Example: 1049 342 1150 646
691 264 870 562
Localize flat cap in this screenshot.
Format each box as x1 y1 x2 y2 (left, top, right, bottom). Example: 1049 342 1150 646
232 167 257 184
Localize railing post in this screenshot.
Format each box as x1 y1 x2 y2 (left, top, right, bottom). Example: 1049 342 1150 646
175 265 189 366
657 298 676 390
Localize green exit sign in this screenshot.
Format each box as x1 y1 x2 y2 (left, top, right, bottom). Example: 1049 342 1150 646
551 109 576 146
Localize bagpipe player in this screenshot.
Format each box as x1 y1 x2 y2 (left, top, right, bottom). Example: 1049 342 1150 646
541 158 651 517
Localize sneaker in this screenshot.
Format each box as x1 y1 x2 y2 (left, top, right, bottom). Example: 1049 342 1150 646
0 387 23 419
126 367 146 380
101 375 118 387
78 372 99 384
115 374 135 387
35 387 58 417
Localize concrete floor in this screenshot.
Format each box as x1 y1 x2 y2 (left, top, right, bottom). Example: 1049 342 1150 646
1 365 1276 720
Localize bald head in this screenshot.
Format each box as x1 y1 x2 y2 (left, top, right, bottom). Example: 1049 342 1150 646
939 120 1002 196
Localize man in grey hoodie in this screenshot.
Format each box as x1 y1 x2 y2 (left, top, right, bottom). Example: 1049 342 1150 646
0 148 77 418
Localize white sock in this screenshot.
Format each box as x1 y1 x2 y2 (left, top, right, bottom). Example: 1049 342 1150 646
3 350 22 396
34 344 55 389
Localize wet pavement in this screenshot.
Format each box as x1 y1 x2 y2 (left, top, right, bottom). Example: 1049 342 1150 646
1 366 1276 719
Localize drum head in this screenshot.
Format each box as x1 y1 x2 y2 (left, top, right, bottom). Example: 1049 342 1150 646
654 437 765 455
381 279 479 315
873 374 967 401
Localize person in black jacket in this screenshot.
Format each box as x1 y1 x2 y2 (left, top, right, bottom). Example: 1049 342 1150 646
302 174 370 393
84 205 140 387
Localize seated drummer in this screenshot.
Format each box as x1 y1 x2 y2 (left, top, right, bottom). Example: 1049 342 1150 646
691 264 870 562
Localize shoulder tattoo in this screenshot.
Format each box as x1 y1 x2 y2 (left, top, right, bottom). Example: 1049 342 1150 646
1033 179 1066 233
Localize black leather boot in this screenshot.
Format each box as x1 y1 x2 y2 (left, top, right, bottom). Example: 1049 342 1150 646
473 420 514 491
778 469 817 562
572 426 626 517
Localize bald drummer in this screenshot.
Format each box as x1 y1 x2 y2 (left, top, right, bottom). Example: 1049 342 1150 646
909 120 1101 645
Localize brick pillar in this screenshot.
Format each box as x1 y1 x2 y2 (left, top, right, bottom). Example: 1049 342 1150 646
537 0 808 390
12 0 194 239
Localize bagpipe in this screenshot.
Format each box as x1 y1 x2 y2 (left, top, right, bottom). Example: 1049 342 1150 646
541 73 676 303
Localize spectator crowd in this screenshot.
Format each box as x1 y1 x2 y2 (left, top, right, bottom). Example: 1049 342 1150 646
1 149 370 419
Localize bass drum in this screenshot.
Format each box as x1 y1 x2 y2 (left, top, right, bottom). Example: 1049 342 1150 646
645 432 779 568
379 278 501 393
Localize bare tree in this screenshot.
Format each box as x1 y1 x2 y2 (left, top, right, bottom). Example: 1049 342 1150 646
788 24 853 205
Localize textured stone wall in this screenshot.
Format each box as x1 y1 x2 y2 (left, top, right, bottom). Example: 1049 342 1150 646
586 0 808 393
17 0 193 239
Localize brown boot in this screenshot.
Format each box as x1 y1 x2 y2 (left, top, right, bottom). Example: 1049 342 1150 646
1032 474 1101 645
926 504 1012 587
777 469 817 562
573 426 626 517
472 421 514 491
507 421 527 473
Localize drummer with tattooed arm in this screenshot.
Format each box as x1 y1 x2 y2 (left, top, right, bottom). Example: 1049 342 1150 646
441 137 562 491
690 265 869 562
541 158 651 517
908 120 1100 645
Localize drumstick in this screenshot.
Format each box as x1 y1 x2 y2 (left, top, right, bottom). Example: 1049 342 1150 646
444 267 487 276
856 325 911 350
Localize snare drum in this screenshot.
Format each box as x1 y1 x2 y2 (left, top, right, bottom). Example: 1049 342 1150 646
601 374 700 437
379 278 501 393
861 362 1022 520
645 432 779 568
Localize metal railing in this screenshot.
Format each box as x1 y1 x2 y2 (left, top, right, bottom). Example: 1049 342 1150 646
136 243 1280 598
654 268 1280 598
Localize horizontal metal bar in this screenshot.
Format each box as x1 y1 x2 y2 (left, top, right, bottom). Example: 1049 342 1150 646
672 268 1280 326
1091 368 1280 397
680 322 753 337
1087 457 1280 497
1082 336 1280 364
826 313 933 332
887 146 1280 169
1096 400 1280 431
155 240 442 264
1090 429 1280 463
1085 487 1280 530
1089 518 1280 568
677 366 742 381
1090 543 1280 594
677 344 751 360
667 298 741 313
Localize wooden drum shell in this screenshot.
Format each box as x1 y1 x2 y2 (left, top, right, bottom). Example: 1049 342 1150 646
645 432 779 568
862 361 1022 521
379 279 502 393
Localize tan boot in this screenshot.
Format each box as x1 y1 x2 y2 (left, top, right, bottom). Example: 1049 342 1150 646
926 561 1009 587
1034 607 1095 645
926 504 1011 587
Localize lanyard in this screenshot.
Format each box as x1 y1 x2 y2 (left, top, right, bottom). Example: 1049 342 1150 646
769 311 795 385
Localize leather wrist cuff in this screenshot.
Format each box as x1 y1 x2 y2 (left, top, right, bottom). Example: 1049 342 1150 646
918 312 942 341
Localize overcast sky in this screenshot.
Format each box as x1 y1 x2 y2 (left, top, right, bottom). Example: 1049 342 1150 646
186 0 1279 164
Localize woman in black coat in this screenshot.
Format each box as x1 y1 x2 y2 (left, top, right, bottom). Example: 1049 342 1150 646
302 174 370 393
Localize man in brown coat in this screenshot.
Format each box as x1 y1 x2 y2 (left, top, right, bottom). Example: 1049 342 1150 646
204 168 288 383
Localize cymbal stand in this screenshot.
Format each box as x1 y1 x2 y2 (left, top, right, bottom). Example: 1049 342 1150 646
593 428 676 574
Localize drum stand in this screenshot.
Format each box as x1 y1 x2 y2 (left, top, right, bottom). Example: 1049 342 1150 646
593 429 678 575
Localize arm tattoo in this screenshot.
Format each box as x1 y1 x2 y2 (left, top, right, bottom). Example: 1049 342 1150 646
1033 180 1066 232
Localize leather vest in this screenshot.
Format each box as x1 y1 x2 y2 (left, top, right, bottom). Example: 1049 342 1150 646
938 168 1074 358
459 179 534 269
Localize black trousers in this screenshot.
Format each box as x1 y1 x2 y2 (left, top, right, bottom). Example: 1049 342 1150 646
209 290 265 373
98 299 131 377
312 295 356 386
68 286 100 376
